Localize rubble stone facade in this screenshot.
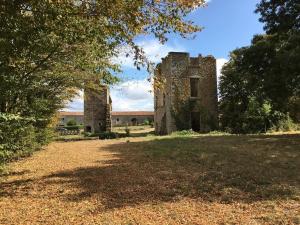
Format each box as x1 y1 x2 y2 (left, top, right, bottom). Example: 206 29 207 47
154 52 218 135
84 85 112 133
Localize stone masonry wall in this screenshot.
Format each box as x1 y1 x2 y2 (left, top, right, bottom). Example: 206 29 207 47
154 52 218 135
84 85 112 133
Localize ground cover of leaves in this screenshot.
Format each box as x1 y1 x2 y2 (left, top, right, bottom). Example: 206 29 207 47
0 134 299 225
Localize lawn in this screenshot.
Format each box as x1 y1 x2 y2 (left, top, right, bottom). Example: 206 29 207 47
0 133 299 224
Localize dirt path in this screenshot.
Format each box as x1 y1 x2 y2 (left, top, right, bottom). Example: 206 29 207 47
0 136 299 225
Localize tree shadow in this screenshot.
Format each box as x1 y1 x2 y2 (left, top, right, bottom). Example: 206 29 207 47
1 134 299 211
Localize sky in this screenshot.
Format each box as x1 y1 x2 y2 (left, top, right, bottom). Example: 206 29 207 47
67 0 264 112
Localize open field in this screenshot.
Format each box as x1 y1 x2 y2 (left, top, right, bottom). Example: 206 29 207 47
112 125 154 137
0 133 299 224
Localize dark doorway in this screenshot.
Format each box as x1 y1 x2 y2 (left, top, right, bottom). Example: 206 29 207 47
131 118 137 126
191 112 201 132
190 78 200 97
85 126 92 132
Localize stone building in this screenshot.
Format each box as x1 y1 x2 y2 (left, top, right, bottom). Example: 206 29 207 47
154 52 218 135
58 111 84 126
111 111 154 126
84 85 112 133
58 111 154 127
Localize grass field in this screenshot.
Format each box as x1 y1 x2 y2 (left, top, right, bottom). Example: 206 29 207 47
0 133 299 224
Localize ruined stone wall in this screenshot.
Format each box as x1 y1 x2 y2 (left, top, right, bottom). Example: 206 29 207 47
84 85 112 133
154 52 218 135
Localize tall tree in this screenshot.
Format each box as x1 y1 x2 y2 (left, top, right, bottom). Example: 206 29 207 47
256 0 300 34
219 0 300 133
0 0 206 117
0 0 207 161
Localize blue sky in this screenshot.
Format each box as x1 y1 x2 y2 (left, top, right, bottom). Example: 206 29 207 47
67 0 264 112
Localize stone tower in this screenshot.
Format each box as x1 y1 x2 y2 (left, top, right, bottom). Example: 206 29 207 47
84 85 112 133
154 52 218 135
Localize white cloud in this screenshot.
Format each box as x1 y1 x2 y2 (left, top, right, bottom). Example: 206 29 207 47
111 79 154 111
65 79 154 112
64 91 83 111
115 39 186 68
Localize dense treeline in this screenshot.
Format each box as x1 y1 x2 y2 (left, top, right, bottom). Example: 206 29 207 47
219 0 300 133
0 0 205 168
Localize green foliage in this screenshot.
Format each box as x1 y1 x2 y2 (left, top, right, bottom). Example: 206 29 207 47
143 119 150 125
66 119 77 126
240 98 272 133
35 127 55 145
172 101 192 131
98 132 118 140
0 113 53 168
124 126 131 137
83 131 115 139
0 0 204 168
256 0 300 34
83 132 93 137
219 0 300 133
270 114 298 132
172 129 199 136
64 125 80 131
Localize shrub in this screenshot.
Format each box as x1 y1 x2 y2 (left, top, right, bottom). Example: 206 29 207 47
66 119 77 126
98 132 117 140
172 129 198 136
150 121 154 128
143 119 150 125
0 113 54 173
83 132 92 137
65 125 80 131
0 114 37 165
124 126 130 137
35 127 55 145
270 114 298 132
219 97 298 134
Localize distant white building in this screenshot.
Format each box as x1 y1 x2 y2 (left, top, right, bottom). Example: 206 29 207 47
58 111 154 126
59 111 84 126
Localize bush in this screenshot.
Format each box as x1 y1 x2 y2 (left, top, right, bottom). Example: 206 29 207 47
83 132 92 137
0 113 54 173
98 132 117 140
143 119 150 125
220 98 294 134
66 119 77 126
65 125 80 131
172 129 199 136
0 114 37 165
270 114 298 132
36 127 55 145
124 126 130 137
83 131 119 139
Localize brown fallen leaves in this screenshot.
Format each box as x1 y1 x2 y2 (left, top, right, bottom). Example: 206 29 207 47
0 134 299 224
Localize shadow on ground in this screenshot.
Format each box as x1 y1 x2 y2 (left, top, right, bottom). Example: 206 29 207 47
1 134 299 210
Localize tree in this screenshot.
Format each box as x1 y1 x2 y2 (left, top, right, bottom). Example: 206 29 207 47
256 0 300 34
219 0 300 133
66 119 77 126
0 0 206 162
1 0 205 115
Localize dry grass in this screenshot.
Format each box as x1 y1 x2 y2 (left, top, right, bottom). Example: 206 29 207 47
0 134 299 224
112 125 154 137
